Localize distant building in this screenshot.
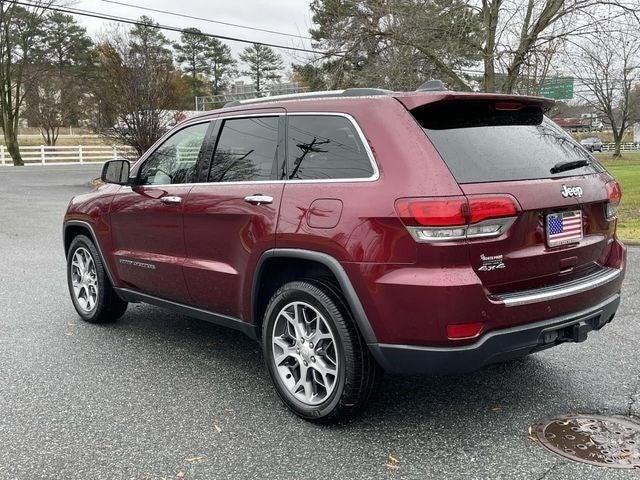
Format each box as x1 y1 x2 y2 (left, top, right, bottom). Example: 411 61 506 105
552 113 603 132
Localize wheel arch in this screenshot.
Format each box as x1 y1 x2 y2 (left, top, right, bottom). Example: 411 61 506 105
63 220 116 285
251 249 377 345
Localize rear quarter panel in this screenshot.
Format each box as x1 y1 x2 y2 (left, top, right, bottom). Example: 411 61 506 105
274 97 467 341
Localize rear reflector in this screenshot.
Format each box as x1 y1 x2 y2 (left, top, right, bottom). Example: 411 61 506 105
395 195 519 242
447 322 484 340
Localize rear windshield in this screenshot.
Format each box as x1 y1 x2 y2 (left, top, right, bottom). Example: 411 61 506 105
413 101 604 183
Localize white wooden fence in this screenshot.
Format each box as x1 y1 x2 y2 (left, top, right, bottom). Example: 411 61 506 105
601 142 640 152
0 145 136 165
1 141 637 165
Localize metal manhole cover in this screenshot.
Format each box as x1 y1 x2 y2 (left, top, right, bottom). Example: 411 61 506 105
532 414 640 469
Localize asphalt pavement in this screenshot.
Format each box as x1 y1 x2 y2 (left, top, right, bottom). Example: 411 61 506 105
0 164 638 479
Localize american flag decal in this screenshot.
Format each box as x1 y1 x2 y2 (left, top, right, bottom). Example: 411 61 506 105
546 210 583 247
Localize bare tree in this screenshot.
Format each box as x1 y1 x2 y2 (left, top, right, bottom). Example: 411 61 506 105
570 24 640 157
28 79 67 145
309 0 639 93
629 83 640 125
0 1 52 165
94 27 187 156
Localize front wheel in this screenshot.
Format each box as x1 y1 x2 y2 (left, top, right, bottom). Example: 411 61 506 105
67 234 128 323
262 280 381 423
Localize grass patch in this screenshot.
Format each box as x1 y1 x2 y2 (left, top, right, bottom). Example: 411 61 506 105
595 152 640 243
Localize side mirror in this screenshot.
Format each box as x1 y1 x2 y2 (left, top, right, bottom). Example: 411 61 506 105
101 159 131 185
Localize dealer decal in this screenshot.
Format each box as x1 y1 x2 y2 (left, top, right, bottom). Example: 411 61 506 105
478 254 505 272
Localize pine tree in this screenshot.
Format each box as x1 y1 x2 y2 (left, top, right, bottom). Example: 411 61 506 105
239 44 283 95
173 28 210 100
206 38 237 95
130 15 173 67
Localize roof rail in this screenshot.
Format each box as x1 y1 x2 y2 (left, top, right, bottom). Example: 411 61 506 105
342 88 392 97
222 88 392 108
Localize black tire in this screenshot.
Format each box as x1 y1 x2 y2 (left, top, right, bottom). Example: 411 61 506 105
262 279 381 424
67 234 127 323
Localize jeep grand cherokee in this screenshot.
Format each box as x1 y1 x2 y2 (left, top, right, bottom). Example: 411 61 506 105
63 87 626 423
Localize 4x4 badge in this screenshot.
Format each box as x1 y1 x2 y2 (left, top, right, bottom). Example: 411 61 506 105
561 185 583 198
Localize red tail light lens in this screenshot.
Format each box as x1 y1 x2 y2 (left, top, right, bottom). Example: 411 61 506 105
447 322 484 340
395 197 466 226
606 181 622 204
395 195 519 242
468 196 518 224
605 181 622 221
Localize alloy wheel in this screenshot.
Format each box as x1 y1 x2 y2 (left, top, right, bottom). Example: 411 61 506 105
271 301 339 405
70 247 98 312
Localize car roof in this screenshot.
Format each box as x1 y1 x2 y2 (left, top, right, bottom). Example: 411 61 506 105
184 88 555 123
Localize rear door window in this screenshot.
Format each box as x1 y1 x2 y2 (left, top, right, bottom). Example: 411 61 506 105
413 101 604 183
286 115 374 180
209 116 280 182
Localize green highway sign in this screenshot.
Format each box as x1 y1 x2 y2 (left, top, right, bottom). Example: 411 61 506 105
538 77 574 99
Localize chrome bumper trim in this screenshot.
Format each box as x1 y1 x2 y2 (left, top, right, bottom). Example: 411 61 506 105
492 267 622 307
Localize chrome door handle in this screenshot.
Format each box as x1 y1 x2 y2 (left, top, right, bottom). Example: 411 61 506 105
244 194 273 205
160 196 182 205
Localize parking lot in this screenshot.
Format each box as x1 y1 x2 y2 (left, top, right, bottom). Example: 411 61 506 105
0 164 638 479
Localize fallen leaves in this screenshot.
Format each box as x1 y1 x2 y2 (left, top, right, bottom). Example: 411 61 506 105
64 322 77 336
386 453 400 471
184 456 207 463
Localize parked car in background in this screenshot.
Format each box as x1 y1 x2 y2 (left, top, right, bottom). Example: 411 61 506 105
63 87 626 423
581 137 603 152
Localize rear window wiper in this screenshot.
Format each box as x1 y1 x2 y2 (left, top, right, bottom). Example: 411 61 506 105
550 159 590 174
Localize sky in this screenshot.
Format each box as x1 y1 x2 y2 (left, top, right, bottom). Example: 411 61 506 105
73 0 316 71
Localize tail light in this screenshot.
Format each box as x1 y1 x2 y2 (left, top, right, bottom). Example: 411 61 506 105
605 181 622 221
395 195 519 242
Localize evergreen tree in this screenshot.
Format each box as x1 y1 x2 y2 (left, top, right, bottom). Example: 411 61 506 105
206 38 237 95
130 15 173 67
239 44 283 95
173 27 210 100
26 12 95 143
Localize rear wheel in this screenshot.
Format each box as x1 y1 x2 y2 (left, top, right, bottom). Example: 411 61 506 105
262 280 380 423
67 235 127 323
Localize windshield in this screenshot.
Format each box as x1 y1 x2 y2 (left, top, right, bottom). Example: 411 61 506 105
413 101 604 183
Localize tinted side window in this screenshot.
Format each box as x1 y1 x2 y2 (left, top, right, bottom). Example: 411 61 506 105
209 117 279 182
286 115 374 180
138 122 210 185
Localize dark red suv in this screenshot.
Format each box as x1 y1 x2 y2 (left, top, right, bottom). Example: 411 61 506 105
64 88 626 423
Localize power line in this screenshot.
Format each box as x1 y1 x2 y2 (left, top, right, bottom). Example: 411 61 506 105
96 0 313 41
13 1 333 56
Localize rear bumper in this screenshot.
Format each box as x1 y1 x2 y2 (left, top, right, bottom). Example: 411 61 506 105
369 293 620 375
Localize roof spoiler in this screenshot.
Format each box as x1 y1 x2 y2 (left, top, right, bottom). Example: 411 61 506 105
397 92 555 112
